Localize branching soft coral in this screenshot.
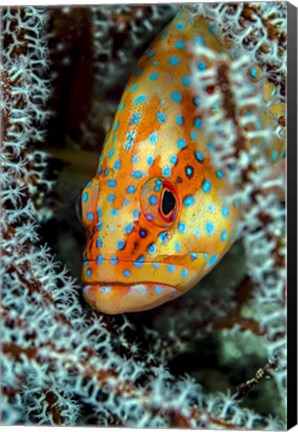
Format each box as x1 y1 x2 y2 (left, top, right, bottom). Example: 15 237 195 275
191 3 286 403
1 4 286 429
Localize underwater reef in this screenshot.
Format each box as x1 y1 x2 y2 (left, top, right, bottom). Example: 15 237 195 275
1 3 286 428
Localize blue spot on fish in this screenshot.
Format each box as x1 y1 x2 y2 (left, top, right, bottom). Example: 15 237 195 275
113 120 119 132
132 170 143 179
216 170 223 179
183 196 195 207
147 155 154 166
194 118 202 129
159 232 168 243
134 94 147 104
208 254 218 267
157 112 166 123
221 230 227 241
133 209 140 218
149 195 158 205
107 179 116 187
271 150 278 161
250 67 257 79
110 256 118 265
168 264 175 273
147 50 155 59
117 240 125 250
176 114 184 125
124 131 136 151
169 56 180 66
114 159 121 171
194 35 205 45
154 286 163 294
206 221 214 235
149 132 158 144
222 205 229 218
175 40 185 49
125 223 133 234
162 166 171 177
130 84 139 92
149 72 159 81
178 222 187 233
148 243 156 254
190 131 197 140
135 68 143 77
202 179 211 193
186 166 193 176
195 151 204 161
175 242 181 252
176 22 184 30
130 112 142 125
181 268 188 279
127 185 136 194
108 148 115 159
171 91 182 103
169 155 177 164
177 138 186 149
198 61 206 71
181 75 190 86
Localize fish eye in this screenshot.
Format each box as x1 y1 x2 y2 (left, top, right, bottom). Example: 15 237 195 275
140 177 179 227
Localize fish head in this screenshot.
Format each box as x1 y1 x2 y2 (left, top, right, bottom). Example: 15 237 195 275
80 10 239 314
80 148 238 314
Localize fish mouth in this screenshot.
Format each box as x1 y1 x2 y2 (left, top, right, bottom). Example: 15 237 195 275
83 282 180 314
82 254 208 314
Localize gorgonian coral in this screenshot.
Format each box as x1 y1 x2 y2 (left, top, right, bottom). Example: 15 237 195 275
1 4 286 428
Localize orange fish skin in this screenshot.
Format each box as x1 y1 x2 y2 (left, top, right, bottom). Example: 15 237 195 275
80 10 239 314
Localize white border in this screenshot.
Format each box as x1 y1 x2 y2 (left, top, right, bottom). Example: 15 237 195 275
1 1 296 432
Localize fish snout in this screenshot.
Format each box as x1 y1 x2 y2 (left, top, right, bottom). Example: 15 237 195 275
83 283 179 314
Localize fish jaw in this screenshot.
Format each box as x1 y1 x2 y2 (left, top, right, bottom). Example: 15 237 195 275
82 255 208 314
83 283 180 314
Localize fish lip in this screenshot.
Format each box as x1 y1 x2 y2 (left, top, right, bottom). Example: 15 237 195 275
83 281 177 294
83 251 207 265
82 252 208 292
83 282 181 314
84 281 176 289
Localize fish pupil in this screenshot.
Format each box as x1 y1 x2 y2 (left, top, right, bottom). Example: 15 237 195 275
162 190 176 215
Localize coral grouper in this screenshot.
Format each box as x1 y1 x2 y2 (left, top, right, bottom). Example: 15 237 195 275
80 9 241 314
